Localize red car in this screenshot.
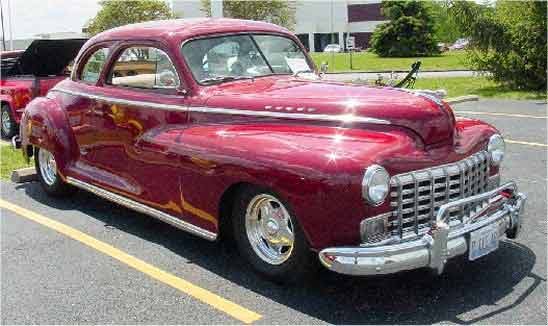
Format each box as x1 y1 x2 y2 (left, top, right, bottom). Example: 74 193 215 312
17 19 526 282
1 39 86 138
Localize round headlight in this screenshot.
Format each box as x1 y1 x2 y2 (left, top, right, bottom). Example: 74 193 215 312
488 134 505 165
362 165 390 205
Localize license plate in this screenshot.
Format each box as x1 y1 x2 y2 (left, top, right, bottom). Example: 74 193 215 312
469 223 499 261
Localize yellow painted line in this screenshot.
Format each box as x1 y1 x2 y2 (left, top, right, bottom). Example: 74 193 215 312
0 199 262 324
455 110 548 119
506 139 548 148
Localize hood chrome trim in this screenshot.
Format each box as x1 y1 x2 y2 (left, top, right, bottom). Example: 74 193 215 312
187 106 390 125
51 86 391 125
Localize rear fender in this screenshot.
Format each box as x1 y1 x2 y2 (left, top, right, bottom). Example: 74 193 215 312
20 96 78 172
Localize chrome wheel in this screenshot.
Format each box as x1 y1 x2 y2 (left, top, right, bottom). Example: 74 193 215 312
1 110 12 134
38 149 57 186
245 194 294 265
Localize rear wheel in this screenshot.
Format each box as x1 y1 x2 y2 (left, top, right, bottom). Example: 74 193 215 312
1 104 17 139
35 147 75 197
232 186 315 283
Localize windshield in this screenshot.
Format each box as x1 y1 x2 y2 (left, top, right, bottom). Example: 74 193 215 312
181 34 313 84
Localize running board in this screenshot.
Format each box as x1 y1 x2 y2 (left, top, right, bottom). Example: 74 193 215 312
66 177 217 241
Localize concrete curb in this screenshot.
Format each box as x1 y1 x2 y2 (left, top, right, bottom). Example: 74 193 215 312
325 70 479 75
11 167 37 183
445 95 480 105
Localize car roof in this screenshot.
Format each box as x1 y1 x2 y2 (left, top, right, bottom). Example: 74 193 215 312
91 18 290 44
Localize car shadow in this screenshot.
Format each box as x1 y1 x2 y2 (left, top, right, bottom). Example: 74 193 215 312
17 181 543 324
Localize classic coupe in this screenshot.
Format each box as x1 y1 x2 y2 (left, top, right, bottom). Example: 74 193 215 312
17 18 526 281
1 39 86 138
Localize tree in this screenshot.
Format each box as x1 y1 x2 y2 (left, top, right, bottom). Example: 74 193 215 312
201 0 296 30
450 0 546 91
86 0 177 36
427 1 462 43
369 0 440 57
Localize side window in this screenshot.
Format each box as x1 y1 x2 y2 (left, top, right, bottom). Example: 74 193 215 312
107 46 180 90
80 48 109 83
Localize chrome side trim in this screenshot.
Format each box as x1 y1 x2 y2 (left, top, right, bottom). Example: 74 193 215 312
66 176 217 241
51 87 188 112
51 86 390 125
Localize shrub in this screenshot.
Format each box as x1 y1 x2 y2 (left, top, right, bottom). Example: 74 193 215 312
370 1 440 57
86 0 177 36
451 0 547 91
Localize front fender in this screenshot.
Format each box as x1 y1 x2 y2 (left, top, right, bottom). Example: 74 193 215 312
144 123 420 249
20 96 78 172
160 119 500 250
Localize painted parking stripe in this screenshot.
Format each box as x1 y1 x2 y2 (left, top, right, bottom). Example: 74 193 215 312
455 110 548 119
0 199 262 324
506 139 548 148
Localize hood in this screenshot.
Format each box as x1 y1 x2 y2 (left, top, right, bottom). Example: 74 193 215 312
1 39 87 77
205 77 455 145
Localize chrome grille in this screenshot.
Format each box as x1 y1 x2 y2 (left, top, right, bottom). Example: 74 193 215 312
389 151 490 239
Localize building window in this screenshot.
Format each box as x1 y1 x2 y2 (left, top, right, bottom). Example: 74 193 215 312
347 3 384 23
350 32 373 50
314 33 339 52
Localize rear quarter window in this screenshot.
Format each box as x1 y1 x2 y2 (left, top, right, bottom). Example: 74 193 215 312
79 48 109 83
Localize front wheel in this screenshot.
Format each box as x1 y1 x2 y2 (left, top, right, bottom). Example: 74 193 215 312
232 186 316 283
35 147 75 197
1 104 17 139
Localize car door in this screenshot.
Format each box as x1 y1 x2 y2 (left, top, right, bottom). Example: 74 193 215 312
91 42 190 216
68 45 112 163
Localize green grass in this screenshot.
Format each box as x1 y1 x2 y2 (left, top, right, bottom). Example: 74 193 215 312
350 76 546 100
311 51 468 72
413 77 547 100
0 144 32 180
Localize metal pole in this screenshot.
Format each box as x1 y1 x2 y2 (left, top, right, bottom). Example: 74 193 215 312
350 50 353 70
211 0 223 18
330 0 334 72
7 0 12 50
0 1 7 51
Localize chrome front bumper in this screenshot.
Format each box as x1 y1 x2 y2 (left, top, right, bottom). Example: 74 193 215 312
319 182 526 276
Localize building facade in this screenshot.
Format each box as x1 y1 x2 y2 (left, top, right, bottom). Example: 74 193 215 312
170 0 386 52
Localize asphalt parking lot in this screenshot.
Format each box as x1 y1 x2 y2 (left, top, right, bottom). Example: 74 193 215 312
1 99 546 324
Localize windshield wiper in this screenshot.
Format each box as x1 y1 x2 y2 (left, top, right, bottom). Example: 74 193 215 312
200 75 255 85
